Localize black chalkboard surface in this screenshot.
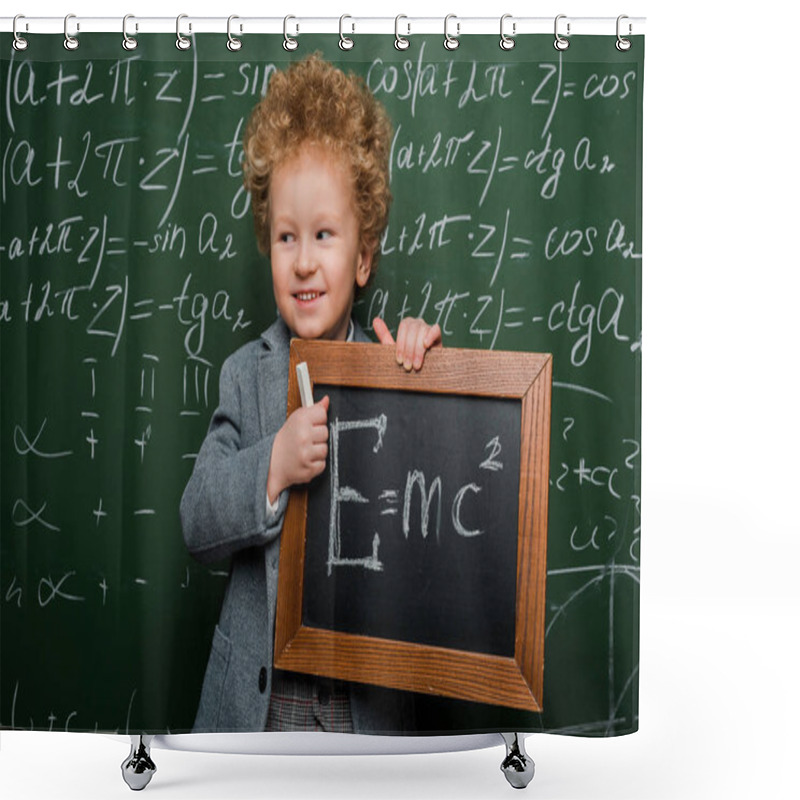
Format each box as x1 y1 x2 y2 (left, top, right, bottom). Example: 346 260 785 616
274 339 552 711
303 385 521 657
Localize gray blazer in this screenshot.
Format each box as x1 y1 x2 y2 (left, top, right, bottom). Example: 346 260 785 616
180 318 414 733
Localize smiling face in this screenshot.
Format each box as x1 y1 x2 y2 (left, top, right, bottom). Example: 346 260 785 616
269 144 373 342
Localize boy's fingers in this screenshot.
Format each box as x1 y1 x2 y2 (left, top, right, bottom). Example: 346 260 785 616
372 317 395 345
312 423 329 443
396 319 413 369
412 324 429 370
385 318 441 370
305 395 329 426
423 323 442 349
309 443 328 463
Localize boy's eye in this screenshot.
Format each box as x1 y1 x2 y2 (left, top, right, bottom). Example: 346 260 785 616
279 232 295 243
316 230 332 241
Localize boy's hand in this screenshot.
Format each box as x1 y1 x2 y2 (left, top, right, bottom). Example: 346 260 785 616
373 317 442 371
267 396 329 502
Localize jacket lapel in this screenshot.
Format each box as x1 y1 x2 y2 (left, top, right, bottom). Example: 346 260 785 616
255 317 373 436
257 319 292 438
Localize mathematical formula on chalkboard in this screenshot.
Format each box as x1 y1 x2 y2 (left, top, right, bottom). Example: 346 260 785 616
304 386 521 657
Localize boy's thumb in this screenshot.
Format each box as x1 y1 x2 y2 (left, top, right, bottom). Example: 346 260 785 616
372 316 395 345
318 395 330 410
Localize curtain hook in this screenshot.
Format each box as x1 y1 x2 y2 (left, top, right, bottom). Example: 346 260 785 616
616 15 632 51
554 14 570 51
339 14 354 50
227 15 242 51
176 14 191 51
394 15 410 50
283 15 298 51
500 14 516 51
64 13 79 51
122 15 138 51
444 14 460 51
13 14 29 51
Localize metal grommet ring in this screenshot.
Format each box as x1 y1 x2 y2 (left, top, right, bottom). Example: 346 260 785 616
500 14 515 51
64 13 79 51
283 15 298 51
13 14 29 51
444 14 460 51
554 14 570 51
176 13 191 51
339 15 354 50
394 15 410 50
227 15 242 51
616 15 632 51
122 14 138 51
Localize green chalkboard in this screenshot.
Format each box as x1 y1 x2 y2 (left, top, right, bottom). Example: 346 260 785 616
0 33 642 736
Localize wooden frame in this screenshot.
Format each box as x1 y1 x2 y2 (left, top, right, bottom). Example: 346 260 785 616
274 340 552 712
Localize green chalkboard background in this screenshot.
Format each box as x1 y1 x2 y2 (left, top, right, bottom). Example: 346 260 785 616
0 33 642 736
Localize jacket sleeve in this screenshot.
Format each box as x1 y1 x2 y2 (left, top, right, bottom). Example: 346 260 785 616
180 354 288 564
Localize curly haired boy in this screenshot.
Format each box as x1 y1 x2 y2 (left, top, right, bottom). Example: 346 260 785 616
181 54 439 733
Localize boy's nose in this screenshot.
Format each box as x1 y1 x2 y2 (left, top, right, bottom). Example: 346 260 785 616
294 239 317 277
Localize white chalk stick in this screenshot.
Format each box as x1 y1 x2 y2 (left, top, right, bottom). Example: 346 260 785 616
296 362 314 408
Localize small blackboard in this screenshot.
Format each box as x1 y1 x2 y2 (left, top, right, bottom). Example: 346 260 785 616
274 340 552 711
303 385 521 657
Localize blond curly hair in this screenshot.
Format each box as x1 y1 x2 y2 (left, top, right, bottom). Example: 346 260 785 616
243 54 393 278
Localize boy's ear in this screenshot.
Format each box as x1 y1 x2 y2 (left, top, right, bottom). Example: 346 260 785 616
355 245 374 288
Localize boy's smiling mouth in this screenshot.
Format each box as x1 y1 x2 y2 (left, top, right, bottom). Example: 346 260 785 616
294 291 324 302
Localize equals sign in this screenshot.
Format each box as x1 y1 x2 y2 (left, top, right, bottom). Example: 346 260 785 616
106 237 127 256
562 82 577 98
130 299 154 320
510 236 533 260
498 155 519 174
379 489 399 516
503 305 525 329
192 154 218 176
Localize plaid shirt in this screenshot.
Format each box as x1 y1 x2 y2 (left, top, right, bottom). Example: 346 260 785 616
265 670 354 733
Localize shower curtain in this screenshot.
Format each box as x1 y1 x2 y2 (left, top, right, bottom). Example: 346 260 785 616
0 28 642 738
